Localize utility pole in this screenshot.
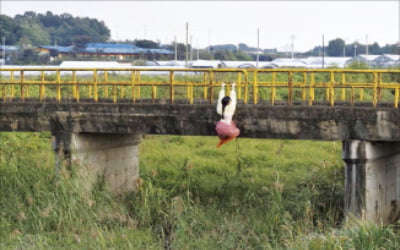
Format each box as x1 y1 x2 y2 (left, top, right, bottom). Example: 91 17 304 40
343 41 346 58
256 28 260 68
174 36 177 62
197 39 200 60
366 34 369 67
2 37 5 65
354 42 357 57
190 35 193 61
290 34 295 59
322 34 325 68
185 22 189 68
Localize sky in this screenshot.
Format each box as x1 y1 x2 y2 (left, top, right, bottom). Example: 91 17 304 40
1 0 399 52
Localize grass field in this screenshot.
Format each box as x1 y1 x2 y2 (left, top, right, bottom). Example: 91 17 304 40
1 132 400 249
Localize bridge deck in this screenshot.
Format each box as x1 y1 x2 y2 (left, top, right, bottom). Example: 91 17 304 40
1 100 400 141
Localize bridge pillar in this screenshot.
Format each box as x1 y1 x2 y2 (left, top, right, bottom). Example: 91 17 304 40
342 140 400 224
53 132 142 194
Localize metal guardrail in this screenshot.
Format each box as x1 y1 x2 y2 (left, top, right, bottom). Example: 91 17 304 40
1 68 399 107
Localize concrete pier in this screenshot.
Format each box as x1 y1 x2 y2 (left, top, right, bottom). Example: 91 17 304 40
343 140 400 224
53 132 142 193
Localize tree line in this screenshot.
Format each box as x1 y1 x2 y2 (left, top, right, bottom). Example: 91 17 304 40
0 11 110 47
1 11 398 63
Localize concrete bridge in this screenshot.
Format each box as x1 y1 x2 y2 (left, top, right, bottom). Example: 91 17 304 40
1 67 400 224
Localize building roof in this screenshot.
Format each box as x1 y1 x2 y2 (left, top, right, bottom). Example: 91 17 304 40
38 45 74 53
301 57 351 68
37 43 173 55
190 60 225 68
380 54 400 61
270 58 307 68
59 61 121 68
223 61 257 68
356 54 381 61
0 45 20 52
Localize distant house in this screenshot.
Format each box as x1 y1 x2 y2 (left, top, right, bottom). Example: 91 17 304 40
372 54 400 68
223 61 257 68
36 43 173 61
191 60 225 68
0 45 20 64
345 54 380 67
269 58 307 68
301 57 351 68
36 45 74 58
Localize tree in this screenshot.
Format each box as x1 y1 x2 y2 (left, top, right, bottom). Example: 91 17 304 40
73 35 90 51
369 42 381 55
327 38 345 56
134 39 159 48
19 21 50 46
214 50 236 60
5 11 111 46
0 15 23 44
235 50 253 60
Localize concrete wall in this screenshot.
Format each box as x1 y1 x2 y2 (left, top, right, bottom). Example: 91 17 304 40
343 140 400 224
53 132 142 193
2 103 400 141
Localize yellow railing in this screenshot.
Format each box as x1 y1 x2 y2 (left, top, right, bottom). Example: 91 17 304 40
1 68 399 107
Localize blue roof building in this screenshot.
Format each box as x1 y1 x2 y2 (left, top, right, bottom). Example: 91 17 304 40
37 43 173 61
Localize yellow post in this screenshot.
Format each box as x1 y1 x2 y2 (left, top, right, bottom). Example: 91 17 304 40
104 71 109 97
120 82 125 99
40 71 45 101
73 71 79 102
372 72 378 107
93 70 98 102
203 72 207 99
186 83 191 102
136 71 141 99
253 70 258 104
113 81 117 104
26 74 30 98
131 71 135 103
10 71 15 99
170 71 175 103
271 72 276 105
237 72 242 100
1 73 5 101
244 70 249 104
71 71 76 99
308 72 315 106
341 72 346 101
56 70 61 102
359 88 364 101
288 71 293 106
329 71 335 106
378 72 382 102
190 84 194 104
302 72 307 102
395 87 399 108
209 71 214 104
20 71 25 101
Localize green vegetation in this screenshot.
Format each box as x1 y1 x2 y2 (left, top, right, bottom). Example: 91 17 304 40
1 132 400 249
0 12 110 46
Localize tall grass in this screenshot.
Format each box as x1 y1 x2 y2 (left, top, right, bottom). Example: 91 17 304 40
1 132 400 249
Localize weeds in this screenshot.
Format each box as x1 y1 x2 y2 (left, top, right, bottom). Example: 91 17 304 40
1 132 400 249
